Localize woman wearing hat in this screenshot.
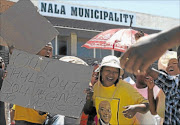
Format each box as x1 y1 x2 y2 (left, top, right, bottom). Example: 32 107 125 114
84 55 149 125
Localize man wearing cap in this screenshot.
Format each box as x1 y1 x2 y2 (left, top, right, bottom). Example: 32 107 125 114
84 55 149 125
13 43 52 125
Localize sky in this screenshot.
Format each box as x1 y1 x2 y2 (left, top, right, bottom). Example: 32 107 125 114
60 0 180 19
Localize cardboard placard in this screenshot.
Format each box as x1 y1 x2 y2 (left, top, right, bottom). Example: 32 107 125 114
0 49 92 118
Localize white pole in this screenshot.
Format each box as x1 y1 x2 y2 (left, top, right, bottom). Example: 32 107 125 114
112 50 114 55
55 35 58 55
93 48 96 58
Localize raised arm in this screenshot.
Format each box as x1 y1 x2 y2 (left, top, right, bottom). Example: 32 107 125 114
120 25 180 75
83 88 96 115
145 76 157 115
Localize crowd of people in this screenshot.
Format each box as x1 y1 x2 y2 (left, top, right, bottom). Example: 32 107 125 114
0 25 179 125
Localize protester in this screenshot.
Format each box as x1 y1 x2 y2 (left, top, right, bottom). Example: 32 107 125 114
0 56 13 125
120 25 180 75
84 55 149 125
80 62 99 125
145 50 180 124
156 51 177 119
131 74 161 125
0 56 7 125
13 42 53 125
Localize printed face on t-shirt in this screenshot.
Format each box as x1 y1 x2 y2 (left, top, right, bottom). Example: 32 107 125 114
98 100 112 124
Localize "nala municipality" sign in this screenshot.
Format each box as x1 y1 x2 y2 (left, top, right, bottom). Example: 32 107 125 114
38 1 136 26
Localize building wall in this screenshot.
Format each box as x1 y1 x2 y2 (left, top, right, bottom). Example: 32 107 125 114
136 13 179 30
3 0 180 58
7 0 180 30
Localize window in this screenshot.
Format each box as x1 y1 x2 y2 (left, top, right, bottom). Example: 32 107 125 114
58 36 68 55
77 38 93 58
95 49 111 58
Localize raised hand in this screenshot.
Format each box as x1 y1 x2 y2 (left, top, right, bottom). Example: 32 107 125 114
144 75 155 89
84 87 94 100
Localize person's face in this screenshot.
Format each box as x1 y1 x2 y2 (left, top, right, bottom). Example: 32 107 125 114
101 66 119 87
135 32 143 41
135 75 147 88
91 72 99 86
166 58 180 75
37 46 53 58
98 101 111 124
90 65 99 86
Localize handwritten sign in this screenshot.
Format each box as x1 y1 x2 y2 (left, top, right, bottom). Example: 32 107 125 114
0 49 92 118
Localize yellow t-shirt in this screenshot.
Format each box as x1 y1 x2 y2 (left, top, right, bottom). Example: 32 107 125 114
93 80 148 125
13 105 47 124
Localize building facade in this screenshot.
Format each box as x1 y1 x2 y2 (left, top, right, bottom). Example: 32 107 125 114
2 0 180 60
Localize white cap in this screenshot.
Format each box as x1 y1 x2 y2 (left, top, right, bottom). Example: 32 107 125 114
95 55 124 75
158 50 177 71
46 42 52 47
